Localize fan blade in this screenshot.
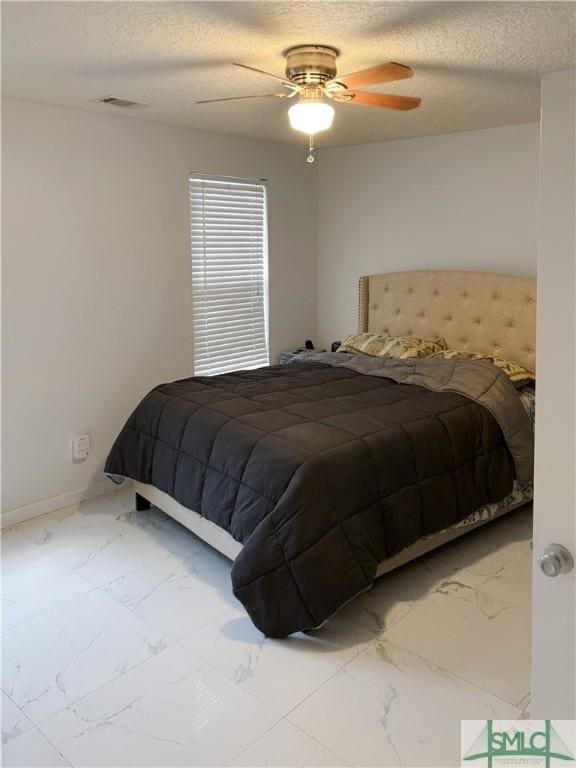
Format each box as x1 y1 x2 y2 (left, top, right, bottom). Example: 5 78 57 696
233 62 292 85
341 91 421 111
332 62 413 90
196 93 287 104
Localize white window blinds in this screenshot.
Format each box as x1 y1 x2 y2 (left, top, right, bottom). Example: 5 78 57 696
190 175 269 376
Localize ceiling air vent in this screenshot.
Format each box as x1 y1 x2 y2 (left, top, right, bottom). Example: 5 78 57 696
95 96 149 110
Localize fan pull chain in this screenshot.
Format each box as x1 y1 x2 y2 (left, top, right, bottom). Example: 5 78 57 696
307 135 316 164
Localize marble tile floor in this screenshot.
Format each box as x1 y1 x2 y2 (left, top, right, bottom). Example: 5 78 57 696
1 486 533 767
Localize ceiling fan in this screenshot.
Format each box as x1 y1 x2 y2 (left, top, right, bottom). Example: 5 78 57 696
197 45 421 162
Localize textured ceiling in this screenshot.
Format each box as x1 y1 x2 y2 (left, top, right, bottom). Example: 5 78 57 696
2 1 575 146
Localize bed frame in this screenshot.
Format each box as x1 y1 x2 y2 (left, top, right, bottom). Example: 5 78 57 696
135 270 536 578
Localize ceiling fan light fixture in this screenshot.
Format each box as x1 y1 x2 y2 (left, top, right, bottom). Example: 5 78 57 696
199 48 420 161
288 100 335 135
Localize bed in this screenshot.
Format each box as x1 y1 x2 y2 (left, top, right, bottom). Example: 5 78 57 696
106 270 536 637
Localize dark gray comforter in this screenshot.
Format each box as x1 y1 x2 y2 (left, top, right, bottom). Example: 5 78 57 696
105 356 533 637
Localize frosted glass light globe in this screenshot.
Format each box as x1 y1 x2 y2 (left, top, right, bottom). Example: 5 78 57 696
288 101 335 135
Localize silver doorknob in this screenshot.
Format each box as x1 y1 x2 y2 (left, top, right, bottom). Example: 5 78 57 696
539 544 574 577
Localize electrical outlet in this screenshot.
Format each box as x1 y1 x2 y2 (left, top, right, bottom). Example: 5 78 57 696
72 434 90 462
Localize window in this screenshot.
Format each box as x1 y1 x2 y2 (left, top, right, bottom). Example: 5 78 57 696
190 174 269 376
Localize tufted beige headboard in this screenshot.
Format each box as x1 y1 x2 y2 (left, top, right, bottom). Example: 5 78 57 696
358 270 536 372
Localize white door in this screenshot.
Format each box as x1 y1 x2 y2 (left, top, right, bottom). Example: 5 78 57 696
532 68 576 719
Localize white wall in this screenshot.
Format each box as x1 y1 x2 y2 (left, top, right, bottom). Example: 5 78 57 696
2 103 542 521
531 68 575 718
1 98 317 517
317 123 540 348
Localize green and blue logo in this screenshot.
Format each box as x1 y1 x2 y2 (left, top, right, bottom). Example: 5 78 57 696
463 720 574 767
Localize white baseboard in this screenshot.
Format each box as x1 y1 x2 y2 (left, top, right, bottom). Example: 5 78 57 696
1 478 131 528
